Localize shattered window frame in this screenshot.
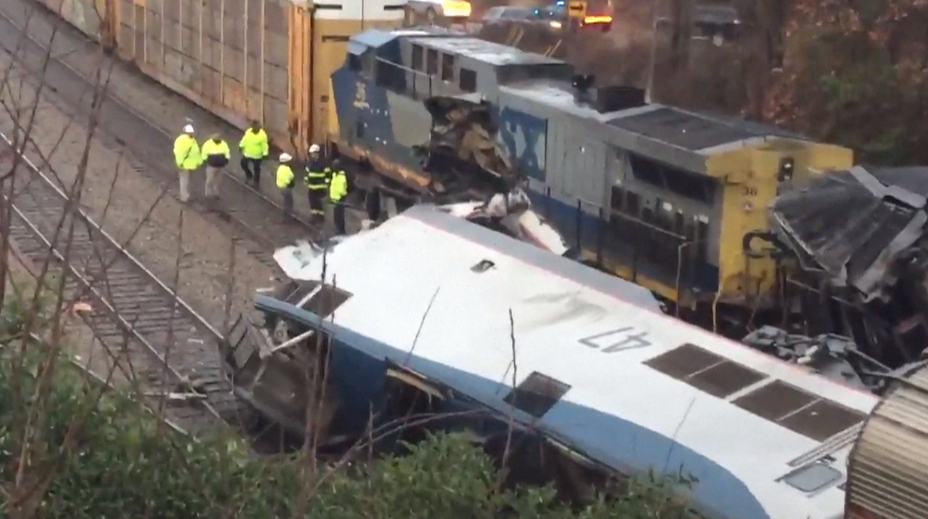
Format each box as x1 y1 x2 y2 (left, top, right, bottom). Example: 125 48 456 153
300 284 353 319
503 371 572 418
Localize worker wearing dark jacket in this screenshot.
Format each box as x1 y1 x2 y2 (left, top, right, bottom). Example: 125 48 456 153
304 143 328 221
238 120 269 187
201 134 230 198
328 158 349 235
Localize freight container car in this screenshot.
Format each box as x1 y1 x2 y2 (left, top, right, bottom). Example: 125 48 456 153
38 0 406 150
846 361 928 519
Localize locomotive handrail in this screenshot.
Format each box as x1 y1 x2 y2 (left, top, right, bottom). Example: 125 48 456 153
534 189 703 298
374 56 456 100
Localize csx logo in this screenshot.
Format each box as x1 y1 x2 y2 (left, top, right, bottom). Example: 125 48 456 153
353 82 369 110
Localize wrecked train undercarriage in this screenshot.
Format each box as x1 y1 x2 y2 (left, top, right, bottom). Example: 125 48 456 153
759 165 928 392
220 277 619 502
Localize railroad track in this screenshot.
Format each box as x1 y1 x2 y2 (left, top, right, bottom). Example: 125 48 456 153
0 5 320 270
0 131 245 435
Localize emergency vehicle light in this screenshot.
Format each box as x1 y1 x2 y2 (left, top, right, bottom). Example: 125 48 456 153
583 15 612 24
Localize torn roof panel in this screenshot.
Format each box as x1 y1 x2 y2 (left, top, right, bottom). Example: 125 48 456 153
864 165 928 199
772 166 928 298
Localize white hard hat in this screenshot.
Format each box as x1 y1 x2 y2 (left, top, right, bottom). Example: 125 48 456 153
309 144 321 153
280 153 292 162
183 124 194 134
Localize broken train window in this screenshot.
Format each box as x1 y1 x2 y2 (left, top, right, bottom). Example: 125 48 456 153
278 280 353 318
504 371 572 418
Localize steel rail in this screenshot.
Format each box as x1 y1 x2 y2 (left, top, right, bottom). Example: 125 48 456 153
0 129 244 434
0 5 321 270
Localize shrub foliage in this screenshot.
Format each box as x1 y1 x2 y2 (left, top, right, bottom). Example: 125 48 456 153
0 297 696 519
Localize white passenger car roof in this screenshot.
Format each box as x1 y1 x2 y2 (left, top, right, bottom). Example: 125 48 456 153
278 205 880 519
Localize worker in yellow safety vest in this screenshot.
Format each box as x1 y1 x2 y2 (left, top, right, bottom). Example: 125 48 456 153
276 153 295 218
173 124 202 203
238 120 269 188
201 134 231 199
304 143 328 221
328 158 349 235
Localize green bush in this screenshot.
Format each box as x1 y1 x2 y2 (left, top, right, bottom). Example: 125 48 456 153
0 299 696 519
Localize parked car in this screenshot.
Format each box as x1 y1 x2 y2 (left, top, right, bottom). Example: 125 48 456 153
654 3 743 46
481 5 539 26
406 0 472 26
692 4 742 44
535 1 613 33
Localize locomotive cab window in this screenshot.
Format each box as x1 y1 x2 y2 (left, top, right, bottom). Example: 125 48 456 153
375 58 403 91
665 168 716 203
348 54 361 72
629 153 716 204
459 68 477 92
441 53 455 81
610 185 625 211
625 191 640 215
411 44 423 71
630 155 664 187
426 48 438 75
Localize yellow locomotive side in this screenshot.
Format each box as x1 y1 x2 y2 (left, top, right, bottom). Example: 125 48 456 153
707 139 853 307
35 0 403 152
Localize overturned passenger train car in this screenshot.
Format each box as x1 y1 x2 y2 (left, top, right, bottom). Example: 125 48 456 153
222 205 879 519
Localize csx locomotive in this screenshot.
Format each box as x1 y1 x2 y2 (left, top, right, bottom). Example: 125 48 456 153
326 27 853 323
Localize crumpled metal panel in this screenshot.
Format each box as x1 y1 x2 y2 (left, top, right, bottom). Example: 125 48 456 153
772 166 928 301
741 326 871 391
419 95 518 196
847 364 928 519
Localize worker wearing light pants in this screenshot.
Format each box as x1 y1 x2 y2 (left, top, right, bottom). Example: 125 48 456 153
276 153 295 217
201 134 231 198
173 124 202 203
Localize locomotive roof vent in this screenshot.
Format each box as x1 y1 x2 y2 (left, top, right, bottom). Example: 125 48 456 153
571 73 596 106
594 86 646 113
571 75 646 113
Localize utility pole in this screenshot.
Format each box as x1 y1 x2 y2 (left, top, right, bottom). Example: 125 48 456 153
646 0 693 102
645 0 659 102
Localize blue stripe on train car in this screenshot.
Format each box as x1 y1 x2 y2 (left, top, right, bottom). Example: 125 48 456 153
254 296 772 519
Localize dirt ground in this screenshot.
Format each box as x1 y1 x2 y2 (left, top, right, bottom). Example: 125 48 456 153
0 43 276 337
